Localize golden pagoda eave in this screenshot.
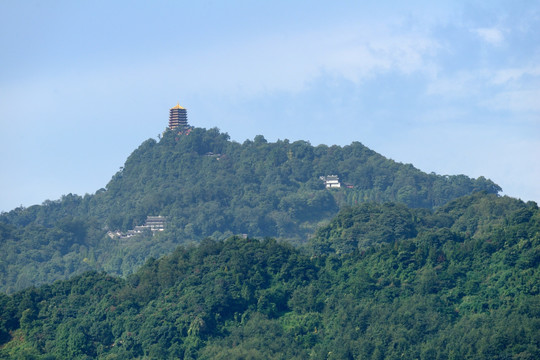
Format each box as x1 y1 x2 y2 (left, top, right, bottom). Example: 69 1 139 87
171 103 185 110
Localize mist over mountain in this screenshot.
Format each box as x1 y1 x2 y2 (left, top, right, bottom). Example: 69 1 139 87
0 127 500 293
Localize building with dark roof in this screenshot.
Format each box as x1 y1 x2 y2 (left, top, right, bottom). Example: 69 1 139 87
169 103 188 130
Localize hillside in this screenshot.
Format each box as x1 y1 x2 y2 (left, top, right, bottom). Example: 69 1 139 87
1 193 538 359
0 127 500 293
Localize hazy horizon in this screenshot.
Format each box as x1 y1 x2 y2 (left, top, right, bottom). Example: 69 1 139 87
1 1 539 211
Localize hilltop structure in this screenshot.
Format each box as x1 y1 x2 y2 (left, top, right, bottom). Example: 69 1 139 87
320 175 341 188
169 103 189 130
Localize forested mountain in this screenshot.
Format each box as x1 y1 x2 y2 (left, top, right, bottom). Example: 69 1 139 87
0 127 500 293
1 193 538 359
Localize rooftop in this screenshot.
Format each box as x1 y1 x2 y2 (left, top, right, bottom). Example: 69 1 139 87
171 103 185 110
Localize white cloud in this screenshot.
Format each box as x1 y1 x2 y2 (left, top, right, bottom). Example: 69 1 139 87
483 89 540 113
425 71 481 98
425 63 540 116
323 31 439 79
472 27 505 46
1 18 442 112
485 66 540 113
160 24 440 98
491 66 540 85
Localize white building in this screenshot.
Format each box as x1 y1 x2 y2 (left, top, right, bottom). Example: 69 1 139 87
320 175 341 188
108 216 167 239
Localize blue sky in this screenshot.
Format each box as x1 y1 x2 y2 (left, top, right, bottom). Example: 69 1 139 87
1 1 539 211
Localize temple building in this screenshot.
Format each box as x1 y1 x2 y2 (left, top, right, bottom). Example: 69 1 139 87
320 175 341 188
145 216 166 231
169 103 189 130
107 216 167 239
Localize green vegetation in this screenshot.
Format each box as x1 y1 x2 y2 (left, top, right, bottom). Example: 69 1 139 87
0 128 500 293
1 193 538 359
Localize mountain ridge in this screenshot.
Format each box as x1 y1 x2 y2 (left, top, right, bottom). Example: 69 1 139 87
0 127 501 293
1 192 538 359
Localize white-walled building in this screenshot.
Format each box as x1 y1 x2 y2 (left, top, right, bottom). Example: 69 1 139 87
320 175 341 188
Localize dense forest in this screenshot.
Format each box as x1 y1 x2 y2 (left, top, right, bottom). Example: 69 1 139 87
0 127 500 293
1 193 538 359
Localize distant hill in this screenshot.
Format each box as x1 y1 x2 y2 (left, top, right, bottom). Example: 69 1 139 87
1 192 537 359
0 127 500 293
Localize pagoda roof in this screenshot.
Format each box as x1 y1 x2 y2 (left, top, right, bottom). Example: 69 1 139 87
171 103 185 110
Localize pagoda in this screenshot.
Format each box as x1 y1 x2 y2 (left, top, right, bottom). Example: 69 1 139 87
169 103 188 130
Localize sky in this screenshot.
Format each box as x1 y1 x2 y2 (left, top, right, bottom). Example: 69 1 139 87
1 1 539 212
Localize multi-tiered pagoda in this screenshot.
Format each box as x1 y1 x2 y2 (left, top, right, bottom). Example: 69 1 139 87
169 103 188 130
